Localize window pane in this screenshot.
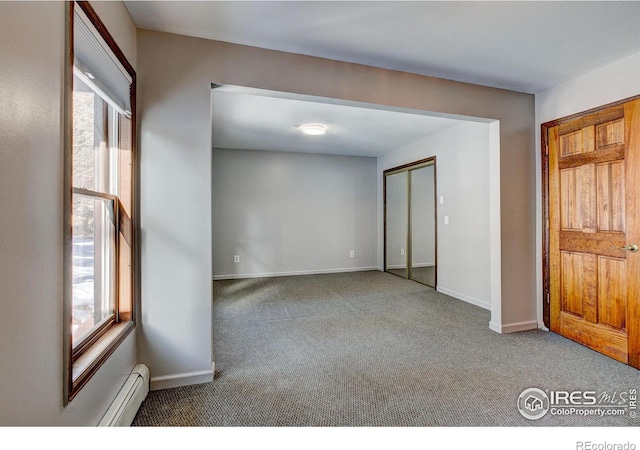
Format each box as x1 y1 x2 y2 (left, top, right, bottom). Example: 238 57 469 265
73 74 113 194
72 194 116 345
118 115 132 214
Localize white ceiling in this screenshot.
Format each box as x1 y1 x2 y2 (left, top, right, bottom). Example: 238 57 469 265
125 1 640 94
211 88 468 156
124 1 640 156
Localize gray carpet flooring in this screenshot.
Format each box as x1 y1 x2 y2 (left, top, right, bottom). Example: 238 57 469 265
388 266 435 287
132 270 639 427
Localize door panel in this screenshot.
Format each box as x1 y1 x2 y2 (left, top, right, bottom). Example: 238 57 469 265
549 99 640 368
385 171 408 278
597 161 625 231
560 165 595 232
410 164 436 287
597 119 624 148
560 126 594 156
560 251 595 319
598 256 627 330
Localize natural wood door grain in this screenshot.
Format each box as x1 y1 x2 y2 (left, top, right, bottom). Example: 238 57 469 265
549 99 640 368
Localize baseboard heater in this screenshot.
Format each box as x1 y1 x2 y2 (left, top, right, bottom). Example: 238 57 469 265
98 364 150 427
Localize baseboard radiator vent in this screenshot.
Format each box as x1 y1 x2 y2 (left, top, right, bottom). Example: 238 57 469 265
98 364 150 427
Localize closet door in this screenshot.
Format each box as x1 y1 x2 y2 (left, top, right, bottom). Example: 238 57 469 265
385 171 408 278
410 165 436 287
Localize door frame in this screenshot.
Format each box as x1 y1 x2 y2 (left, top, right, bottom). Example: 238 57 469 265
383 156 437 287
541 94 640 329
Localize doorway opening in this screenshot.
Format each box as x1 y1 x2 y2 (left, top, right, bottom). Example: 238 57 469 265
210 84 502 329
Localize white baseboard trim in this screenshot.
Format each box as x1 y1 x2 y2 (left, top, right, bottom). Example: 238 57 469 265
538 322 549 331
386 262 435 270
150 363 214 391
436 287 490 311
489 320 539 334
213 266 378 280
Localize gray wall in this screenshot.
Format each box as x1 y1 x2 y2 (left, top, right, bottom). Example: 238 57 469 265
0 1 137 425
212 148 377 278
137 28 535 388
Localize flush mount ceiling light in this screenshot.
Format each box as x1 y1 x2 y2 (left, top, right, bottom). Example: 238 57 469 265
298 123 327 136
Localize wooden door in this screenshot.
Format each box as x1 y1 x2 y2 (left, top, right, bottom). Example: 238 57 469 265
548 99 640 368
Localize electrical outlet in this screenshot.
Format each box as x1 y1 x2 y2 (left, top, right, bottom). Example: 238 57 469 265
234 255 240 263
401 248 405 256
350 250 355 258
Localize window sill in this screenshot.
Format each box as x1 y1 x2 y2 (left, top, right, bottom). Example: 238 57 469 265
70 320 135 402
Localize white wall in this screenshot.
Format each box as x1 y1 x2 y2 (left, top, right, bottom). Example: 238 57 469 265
212 148 377 278
535 50 640 328
0 1 138 425
379 122 492 310
137 33 215 391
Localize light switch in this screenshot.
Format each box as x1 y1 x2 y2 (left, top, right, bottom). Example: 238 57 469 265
444 216 449 225
440 196 444 204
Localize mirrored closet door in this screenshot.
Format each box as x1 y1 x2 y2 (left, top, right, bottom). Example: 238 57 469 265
384 158 436 288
